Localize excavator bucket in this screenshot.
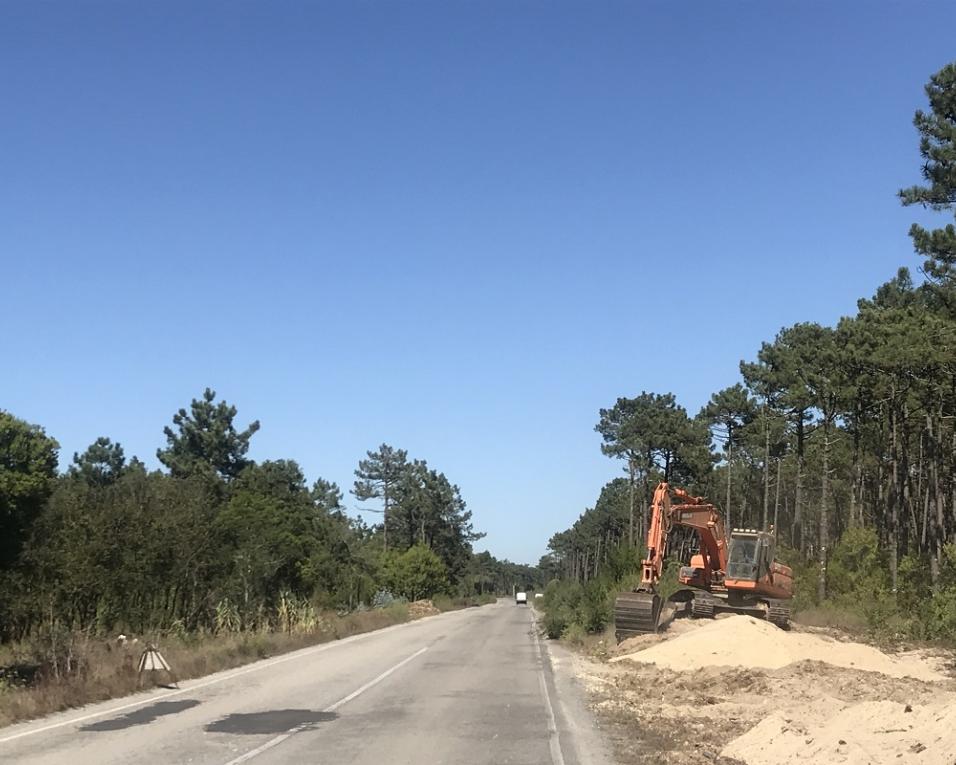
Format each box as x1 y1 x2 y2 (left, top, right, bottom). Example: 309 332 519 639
613 591 661 641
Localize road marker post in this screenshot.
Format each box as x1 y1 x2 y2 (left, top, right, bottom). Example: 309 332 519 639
138 643 178 688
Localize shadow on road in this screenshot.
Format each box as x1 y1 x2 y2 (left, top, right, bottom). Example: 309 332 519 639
206 709 338 735
80 699 201 732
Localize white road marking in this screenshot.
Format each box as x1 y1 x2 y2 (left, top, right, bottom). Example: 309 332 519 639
221 645 429 765
530 610 567 765
0 610 458 746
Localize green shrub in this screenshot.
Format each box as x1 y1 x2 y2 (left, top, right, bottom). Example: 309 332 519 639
540 577 613 639
775 543 822 613
384 545 448 601
575 580 611 633
561 622 588 646
826 527 889 602
542 605 573 639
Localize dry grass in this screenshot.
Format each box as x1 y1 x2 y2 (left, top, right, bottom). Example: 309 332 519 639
0 603 422 729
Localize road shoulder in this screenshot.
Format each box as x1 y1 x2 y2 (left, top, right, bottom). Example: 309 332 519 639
531 608 616 765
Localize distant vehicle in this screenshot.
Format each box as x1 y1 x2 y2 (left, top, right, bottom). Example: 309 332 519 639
534 593 544 600
515 591 528 605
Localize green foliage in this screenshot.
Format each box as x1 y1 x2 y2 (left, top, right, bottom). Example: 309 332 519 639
596 392 712 485
389 459 484 581
156 388 260 480
541 580 578 639
561 621 588 646
603 540 642 582
0 389 524 641
899 62 956 288
825 527 888 602
0 411 59 570
924 588 956 638
70 437 126 487
215 599 241 634
774 544 820 614
540 577 614 639
700 384 756 451
655 560 682 603
384 544 448 601
352 443 408 549
312 478 344 514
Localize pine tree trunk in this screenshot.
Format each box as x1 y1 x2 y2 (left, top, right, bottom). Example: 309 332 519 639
794 412 805 553
762 413 771 530
889 398 900 593
628 459 636 547
785 492 791 544
850 415 862 528
818 420 830 602
931 407 944 586
383 481 390 553
773 458 782 534
726 434 733 532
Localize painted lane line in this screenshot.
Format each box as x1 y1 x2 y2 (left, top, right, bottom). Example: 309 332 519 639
530 610 567 765
221 645 430 765
0 607 472 746
323 645 428 712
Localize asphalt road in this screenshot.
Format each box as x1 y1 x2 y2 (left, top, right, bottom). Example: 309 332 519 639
0 600 612 765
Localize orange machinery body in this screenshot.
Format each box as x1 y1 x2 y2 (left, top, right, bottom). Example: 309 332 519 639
640 482 793 605
724 559 793 600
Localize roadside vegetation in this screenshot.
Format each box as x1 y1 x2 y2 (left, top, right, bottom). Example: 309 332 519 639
0 391 531 724
540 61 956 647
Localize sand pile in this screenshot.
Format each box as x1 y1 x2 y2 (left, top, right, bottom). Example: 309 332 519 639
407 599 440 618
722 700 956 765
575 615 953 764
611 616 943 681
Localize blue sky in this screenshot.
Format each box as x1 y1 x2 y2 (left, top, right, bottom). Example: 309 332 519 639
2 2 953 564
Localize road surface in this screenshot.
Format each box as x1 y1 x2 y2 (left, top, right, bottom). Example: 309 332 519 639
0 600 612 764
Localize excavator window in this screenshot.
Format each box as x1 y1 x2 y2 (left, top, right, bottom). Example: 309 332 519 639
727 537 759 581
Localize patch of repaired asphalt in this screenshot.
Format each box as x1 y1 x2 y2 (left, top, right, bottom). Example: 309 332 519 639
80 700 201 732
206 710 338 735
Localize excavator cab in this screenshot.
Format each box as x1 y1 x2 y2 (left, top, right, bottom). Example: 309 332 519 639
727 530 773 582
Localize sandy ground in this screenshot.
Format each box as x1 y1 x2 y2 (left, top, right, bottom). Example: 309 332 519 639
568 615 956 765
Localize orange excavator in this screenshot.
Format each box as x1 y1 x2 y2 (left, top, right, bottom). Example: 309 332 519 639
614 482 793 640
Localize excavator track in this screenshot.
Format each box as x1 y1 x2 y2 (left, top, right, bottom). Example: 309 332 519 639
690 595 717 619
767 600 792 629
614 591 661 640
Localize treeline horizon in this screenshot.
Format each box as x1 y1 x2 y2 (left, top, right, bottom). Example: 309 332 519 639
0 390 543 642
542 61 956 641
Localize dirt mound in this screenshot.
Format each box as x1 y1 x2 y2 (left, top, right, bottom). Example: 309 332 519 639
407 600 440 618
573 614 953 764
611 615 943 680
723 699 956 765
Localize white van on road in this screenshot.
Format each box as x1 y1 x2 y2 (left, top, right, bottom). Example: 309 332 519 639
515 591 528 605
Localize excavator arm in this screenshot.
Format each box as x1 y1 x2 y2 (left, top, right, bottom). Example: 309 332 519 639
615 481 728 638
640 482 727 589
